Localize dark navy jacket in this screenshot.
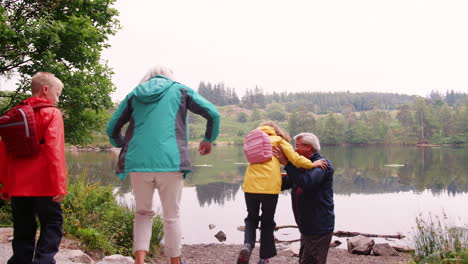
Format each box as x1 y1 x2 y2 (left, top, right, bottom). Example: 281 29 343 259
282 152 335 235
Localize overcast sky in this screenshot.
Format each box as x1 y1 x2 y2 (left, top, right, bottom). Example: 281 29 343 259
104 0 468 101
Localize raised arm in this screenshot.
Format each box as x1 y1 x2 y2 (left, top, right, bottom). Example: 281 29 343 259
278 140 314 169
284 161 334 190
184 87 220 143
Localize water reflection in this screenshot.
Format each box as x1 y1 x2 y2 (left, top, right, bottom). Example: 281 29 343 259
67 145 468 201
65 146 468 245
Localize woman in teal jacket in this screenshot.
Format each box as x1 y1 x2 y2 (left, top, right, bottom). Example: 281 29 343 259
106 65 220 264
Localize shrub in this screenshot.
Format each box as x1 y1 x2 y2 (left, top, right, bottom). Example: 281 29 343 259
62 171 164 258
411 213 468 263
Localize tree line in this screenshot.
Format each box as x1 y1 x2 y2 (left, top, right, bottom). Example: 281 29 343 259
198 81 467 114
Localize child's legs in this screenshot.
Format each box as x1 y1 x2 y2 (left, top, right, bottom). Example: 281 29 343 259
34 197 63 264
9 197 37 264
155 171 183 258
244 192 261 247
131 172 157 253
259 194 278 259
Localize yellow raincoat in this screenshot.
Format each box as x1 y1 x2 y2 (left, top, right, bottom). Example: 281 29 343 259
242 125 314 194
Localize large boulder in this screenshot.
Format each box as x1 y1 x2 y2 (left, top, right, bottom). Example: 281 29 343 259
372 243 399 256
347 235 375 255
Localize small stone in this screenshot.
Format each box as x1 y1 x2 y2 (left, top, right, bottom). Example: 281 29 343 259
214 231 226 242
330 240 342 247
209 224 216 229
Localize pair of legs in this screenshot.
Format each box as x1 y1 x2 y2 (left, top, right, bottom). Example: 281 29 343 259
299 232 333 264
8 196 63 264
243 192 278 259
130 172 184 264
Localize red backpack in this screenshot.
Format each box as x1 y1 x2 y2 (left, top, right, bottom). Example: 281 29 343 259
243 128 273 164
0 101 55 157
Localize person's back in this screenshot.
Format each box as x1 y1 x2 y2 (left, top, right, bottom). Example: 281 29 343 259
242 125 314 195
107 75 220 180
0 96 67 196
106 65 220 264
0 72 67 264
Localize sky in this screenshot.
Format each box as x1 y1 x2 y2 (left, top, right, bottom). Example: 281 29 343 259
68 1 468 101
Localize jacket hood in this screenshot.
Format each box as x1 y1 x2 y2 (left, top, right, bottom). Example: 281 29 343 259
24 97 52 105
258 125 277 136
132 75 175 104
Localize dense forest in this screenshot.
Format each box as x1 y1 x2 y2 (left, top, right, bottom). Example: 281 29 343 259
194 81 468 145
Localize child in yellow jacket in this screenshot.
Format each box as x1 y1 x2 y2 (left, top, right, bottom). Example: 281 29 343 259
238 121 325 264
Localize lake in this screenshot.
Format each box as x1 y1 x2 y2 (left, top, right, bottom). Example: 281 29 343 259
66 145 468 247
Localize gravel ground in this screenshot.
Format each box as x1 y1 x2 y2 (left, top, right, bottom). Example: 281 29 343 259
150 244 410 264
1 227 410 264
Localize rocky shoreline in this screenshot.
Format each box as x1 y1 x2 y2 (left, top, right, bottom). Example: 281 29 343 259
1 228 410 264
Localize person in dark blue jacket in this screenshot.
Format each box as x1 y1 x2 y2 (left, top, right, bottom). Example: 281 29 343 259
274 132 334 264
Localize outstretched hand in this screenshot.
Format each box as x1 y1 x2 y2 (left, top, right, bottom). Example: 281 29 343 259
52 194 66 203
198 140 212 156
313 159 328 170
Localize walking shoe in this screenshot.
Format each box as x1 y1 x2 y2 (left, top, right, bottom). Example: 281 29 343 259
257 259 269 264
237 243 253 264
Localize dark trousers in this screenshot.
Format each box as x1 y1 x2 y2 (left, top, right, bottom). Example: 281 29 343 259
299 232 333 264
7 197 63 264
243 192 278 259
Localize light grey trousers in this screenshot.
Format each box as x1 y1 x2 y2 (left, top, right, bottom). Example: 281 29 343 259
130 171 184 257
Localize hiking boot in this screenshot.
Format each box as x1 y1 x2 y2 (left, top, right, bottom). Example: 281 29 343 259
257 259 269 264
237 243 253 264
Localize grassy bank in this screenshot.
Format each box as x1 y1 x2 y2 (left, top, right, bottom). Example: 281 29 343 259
411 213 468 263
0 172 164 259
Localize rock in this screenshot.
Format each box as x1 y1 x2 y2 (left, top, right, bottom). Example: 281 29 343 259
347 235 375 255
55 249 93 263
209 224 216 230
392 245 413 253
96 254 134 264
330 240 342 247
372 243 399 256
214 231 226 242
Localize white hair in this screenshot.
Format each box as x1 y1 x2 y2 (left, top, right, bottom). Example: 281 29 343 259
294 132 321 152
139 64 175 84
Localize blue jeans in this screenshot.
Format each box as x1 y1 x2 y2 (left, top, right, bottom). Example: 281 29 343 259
243 192 278 259
8 197 63 264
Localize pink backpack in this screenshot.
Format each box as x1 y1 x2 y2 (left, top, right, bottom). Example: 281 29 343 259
243 128 273 164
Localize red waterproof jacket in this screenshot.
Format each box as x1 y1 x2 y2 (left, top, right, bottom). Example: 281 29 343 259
0 97 67 196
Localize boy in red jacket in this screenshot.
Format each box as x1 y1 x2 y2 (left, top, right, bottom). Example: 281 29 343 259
0 72 67 264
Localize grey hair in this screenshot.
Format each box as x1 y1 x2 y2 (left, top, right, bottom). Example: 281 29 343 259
139 64 175 84
294 132 321 152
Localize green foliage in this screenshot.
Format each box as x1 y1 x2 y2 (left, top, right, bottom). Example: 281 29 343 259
0 199 12 227
63 171 164 257
266 103 287 121
411 213 468 263
288 111 316 138
0 0 120 145
237 112 248 123
0 172 164 257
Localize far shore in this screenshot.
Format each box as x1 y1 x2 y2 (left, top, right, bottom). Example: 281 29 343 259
65 141 466 152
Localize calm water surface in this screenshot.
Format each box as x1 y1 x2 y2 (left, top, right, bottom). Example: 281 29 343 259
67 146 468 246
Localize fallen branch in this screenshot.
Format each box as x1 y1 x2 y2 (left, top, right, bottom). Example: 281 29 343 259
272 225 405 239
